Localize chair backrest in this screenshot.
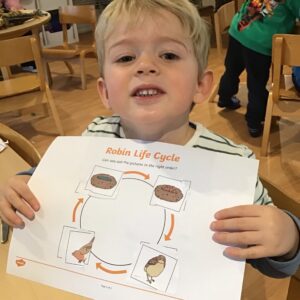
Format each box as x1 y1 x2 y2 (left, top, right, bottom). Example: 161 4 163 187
272 34 300 67
214 1 235 56
271 34 300 100
0 37 35 67
58 5 97 48
0 36 64 135
59 5 97 25
260 34 300 156
0 123 41 167
0 36 46 95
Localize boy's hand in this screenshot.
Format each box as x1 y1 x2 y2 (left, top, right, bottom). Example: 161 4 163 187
0 175 40 228
210 205 299 260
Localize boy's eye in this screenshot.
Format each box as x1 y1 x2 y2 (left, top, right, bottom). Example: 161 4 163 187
116 55 135 63
161 52 179 60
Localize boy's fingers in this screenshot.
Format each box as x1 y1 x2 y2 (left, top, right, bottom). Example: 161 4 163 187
0 204 25 228
214 205 261 219
224 245 265 260
6 189 36 221
210 217 260 232
0 176 37 228
11 179 40 211
212 231 262 247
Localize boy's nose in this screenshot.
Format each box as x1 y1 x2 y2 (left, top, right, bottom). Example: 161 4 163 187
137 68 158 75
135 57 159 76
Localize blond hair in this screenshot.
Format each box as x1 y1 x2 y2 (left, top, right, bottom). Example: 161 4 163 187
95 0 210 78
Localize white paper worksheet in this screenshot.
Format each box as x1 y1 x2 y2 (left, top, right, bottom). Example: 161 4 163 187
7 137 259 300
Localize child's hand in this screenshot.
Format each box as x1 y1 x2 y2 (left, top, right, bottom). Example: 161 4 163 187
0 175 40 228
210 205 299 260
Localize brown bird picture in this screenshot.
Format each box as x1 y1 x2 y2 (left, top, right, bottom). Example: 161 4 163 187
72 236 95 263
144 255 166 284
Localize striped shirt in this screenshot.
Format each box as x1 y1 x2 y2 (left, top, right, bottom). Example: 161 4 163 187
83 115 272 206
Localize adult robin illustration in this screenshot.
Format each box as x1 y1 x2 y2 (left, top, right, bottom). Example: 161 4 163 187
72 236 95 263
144 255 166 284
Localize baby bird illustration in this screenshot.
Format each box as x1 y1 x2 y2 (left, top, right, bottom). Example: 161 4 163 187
144 255 166 284
72 236 95 263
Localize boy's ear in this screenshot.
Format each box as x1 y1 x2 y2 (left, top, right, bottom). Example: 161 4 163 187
97 77 111 109
194 70 214 104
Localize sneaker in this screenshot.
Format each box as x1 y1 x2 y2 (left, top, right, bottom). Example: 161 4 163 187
218 96 241 110
248 126 263 138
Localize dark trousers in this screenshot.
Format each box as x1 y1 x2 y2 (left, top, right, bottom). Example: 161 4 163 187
218 36 272 127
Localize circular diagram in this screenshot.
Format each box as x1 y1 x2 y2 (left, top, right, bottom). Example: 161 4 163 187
80 178 166 266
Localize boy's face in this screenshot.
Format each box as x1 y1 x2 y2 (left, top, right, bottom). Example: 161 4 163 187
98 9 212 139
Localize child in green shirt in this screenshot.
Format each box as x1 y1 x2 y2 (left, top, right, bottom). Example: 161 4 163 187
218 0 300 137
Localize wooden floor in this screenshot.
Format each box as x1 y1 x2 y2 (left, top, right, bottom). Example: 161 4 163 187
1 35 299 299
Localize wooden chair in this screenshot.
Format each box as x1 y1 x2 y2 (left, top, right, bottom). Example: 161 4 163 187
0 123 41 167
214 1 235 57
0 36 64 136
0 122 41 243
190 0 215 34
261 34 300 156
234 0 244 11
42 5 97 90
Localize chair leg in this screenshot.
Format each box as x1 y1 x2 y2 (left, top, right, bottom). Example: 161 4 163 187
214 14 223 58
64 61 74 74
261 94 274 156
42 103 49 117
45 62 53 87
45 87 64 135
1 66 11 79
80 56 87 90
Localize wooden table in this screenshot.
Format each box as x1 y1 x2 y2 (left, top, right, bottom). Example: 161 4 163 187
0 12 50 41
0 240 87 299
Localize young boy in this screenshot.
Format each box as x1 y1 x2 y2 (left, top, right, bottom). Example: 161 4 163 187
217 0 300 137
0 0 299 280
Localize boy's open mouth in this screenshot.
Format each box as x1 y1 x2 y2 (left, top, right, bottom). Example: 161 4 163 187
132 87 164 97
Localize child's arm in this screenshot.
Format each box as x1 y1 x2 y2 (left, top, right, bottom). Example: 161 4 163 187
210 205 300 277
0 174 40 228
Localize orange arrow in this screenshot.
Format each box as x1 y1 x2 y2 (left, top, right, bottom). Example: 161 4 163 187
96 263 127 274
165 214 175 241
124 171 150 180
16 258 26 267
72 198 84 222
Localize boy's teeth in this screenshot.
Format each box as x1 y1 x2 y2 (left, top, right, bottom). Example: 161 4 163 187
136 89 158 96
